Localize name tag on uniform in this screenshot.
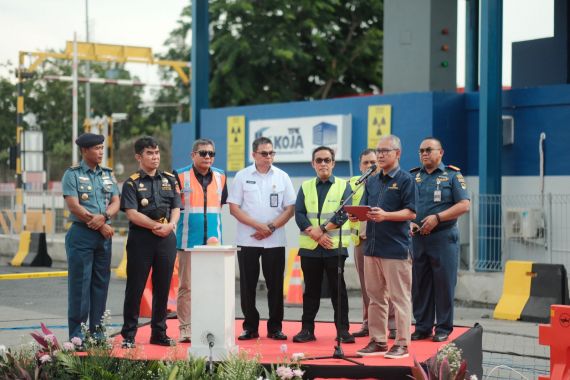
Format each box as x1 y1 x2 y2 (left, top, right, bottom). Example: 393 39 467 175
246 180 256 184
270 193 278 207
434 189 441 202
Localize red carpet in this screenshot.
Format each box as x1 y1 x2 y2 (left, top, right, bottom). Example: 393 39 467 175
111 319 471 368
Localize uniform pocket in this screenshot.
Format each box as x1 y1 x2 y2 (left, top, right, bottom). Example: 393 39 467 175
243 183 259 203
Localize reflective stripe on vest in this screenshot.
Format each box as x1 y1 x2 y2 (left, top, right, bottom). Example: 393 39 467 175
349 176 365 245
299 178 351 250
177 168 226 248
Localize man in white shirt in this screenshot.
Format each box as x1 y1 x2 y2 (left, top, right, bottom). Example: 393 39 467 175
228 136 296 341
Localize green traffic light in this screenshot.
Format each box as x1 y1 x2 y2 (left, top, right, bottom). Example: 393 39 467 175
441 61 449 68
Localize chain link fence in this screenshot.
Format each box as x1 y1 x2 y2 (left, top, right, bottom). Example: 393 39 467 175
469 193 570 272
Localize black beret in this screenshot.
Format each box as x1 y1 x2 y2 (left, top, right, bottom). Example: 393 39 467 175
75 133 104 148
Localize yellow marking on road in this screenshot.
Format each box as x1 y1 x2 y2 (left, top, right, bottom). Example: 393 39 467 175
0 271 68 280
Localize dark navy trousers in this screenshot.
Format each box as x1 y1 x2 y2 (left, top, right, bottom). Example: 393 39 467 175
65 222 112 340
412 226 459 335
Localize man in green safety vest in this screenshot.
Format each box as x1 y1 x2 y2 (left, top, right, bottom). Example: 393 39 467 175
292 146 354 344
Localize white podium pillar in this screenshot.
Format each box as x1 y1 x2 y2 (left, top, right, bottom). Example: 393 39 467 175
189 245 238 360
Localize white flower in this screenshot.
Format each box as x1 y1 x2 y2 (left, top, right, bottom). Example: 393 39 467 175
280 344 288 353
62 342 75 351
39 354 52 363
291 352 305 361
0 345 6 358
71 337 82 346
469 376 478 380
276 365 294 379
44 334 55 345
292 369 304 378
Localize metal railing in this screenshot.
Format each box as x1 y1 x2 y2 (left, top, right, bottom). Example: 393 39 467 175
0 190 129 237
469 193 570 272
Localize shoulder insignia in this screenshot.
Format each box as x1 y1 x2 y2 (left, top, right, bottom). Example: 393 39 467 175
409 167 421 173
163 171 175 177
69 165 80 170
129 173 140 181
446 165 461 171
101 166 113 172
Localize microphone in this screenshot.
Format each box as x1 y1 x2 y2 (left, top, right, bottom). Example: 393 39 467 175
206 332 215 348
354 164 377 185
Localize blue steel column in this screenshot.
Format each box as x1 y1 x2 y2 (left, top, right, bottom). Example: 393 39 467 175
465 0 479 92
478 0 502 270
191 0 209 139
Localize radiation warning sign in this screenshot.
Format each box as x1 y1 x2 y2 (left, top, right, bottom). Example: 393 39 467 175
227 115 245 171
367 105 392 148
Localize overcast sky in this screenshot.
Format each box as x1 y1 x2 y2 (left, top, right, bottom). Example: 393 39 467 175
0 0 555 93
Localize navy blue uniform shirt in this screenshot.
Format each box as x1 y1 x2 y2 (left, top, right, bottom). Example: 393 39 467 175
361 166 417 259
412 163 469 231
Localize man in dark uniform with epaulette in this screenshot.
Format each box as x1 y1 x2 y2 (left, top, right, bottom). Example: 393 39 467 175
410 137 470 343
62 133 120 341
119 136 181 348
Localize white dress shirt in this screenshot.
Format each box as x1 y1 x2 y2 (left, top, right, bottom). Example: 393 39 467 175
228 164 296 248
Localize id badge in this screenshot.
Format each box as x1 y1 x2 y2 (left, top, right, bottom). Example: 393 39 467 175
434 190 442 202
270 193 278 207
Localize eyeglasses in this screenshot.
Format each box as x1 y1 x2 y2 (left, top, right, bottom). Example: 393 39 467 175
418 147 440 155
375 148 396 155
256 150 276 157
361 160 376 166
315 157 333 164
196 150 216 158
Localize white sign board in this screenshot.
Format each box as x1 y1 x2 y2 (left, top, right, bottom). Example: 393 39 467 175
249 114 352 163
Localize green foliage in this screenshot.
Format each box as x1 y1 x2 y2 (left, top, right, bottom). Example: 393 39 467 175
158 0 383 107
215 351 264 379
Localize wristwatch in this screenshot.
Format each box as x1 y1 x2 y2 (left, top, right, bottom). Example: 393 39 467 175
104 212 111 221
320 224 327 233
267 223 276 233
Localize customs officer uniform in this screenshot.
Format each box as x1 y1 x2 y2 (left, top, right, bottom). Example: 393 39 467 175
62 134 119 340
411 163 469 338
120 170 181 342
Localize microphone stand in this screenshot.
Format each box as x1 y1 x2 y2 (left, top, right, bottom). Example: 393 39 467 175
301 177 369 366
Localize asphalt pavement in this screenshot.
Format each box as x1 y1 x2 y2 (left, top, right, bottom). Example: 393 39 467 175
0 259 550 379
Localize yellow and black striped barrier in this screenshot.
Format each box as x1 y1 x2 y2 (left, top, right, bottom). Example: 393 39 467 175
10 231 52 267
494 260 569 323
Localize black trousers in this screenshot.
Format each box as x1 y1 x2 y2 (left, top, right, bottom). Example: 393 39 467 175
121 228 176 339
237 246 285 333
300 255 350 333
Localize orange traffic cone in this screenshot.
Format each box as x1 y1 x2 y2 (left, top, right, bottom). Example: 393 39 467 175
139 257 180 318
285 254 303 305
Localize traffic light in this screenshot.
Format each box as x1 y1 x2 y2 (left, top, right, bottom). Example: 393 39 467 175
8 145 18 170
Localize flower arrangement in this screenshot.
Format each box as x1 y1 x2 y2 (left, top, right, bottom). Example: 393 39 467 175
411 343 475 380
0 315 310 380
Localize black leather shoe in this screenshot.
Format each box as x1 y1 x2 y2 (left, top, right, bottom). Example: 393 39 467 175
411 331 432 341
238 330 259 340
150 335 176 346
292 329 316 343
121 338 136 349
388 329 397 340
336 331 355 344
432 333 449 342
352 327 369 337
267 331 287 340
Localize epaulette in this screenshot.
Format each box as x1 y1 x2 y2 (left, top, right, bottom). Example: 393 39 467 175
163 171 175 177
101 166 113 171
69 165 80 170
446 165 461 172
129 173 140 181
409 167 421 173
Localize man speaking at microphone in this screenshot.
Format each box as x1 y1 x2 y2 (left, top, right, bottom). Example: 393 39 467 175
353 135 417 359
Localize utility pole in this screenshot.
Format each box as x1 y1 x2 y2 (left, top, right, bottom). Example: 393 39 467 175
85 0 91 120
